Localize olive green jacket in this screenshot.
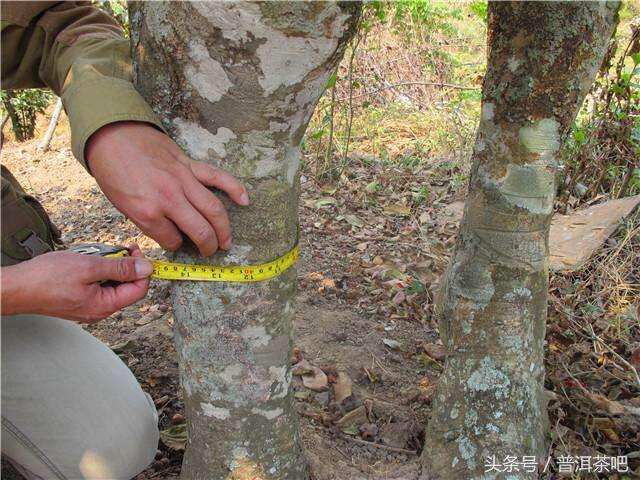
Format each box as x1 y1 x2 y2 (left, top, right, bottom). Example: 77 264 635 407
1 1 161 167
1 1 162 266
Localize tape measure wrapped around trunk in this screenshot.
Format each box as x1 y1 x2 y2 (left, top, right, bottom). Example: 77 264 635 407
68 242 299 282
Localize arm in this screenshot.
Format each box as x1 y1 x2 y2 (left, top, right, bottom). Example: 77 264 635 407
1 247 152 323
1 2 249 256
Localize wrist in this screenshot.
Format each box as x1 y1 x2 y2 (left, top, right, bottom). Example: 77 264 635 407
1 263 32 316
85 121 160 175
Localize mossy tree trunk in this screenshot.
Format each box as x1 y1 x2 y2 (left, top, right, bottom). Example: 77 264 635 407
420 3 619 479
129 2 359 479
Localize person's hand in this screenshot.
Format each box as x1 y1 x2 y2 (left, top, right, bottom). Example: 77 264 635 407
0 246 152 323
86 121 250 256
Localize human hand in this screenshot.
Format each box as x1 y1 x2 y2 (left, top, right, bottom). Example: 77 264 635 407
0 246 152 323
86 121 249 257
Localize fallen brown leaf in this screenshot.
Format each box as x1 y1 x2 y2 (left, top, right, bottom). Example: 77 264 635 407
333 371 353 404
423 343 447 361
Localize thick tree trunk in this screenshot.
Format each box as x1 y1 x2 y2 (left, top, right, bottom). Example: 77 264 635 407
420 3 619 479
129 2 359 479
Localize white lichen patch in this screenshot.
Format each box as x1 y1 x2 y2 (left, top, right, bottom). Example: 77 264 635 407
503 287 533 301
465 409 478 428
507 56 521 72
173 118 237 161
201 402 230 419
240 325 272 348
251 407 283 419
269 365 290 399
466 357 511 399
269 121 288 132
229 446 250 471
499 163 555 215
458 436 477 469
482 102 495 121
223 243 253 265
185 40 233 103
192 2 348 95
220 363 244 383
485 423 500 433
519 117 560 159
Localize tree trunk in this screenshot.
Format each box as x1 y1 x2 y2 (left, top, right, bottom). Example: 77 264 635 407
2 91 25 142
420 3 619 479
38 97 63 151
129 2 359 479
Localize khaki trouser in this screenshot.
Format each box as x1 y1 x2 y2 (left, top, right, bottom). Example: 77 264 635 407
1 315 159 479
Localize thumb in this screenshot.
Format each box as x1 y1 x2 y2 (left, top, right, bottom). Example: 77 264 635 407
89 256 154 283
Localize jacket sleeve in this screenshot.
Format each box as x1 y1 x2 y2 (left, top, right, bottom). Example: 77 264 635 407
1 2 163 170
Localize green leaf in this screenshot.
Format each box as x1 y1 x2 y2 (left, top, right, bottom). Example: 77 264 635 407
160 423 187 451
314 197 337 208
573 129 586 144
326 72 338 89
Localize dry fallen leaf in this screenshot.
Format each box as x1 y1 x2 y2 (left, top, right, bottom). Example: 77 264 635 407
584 391 627 416
630 346 640 370
384 203 411 216
302 366 328 391
292 360 328 392
333 371 353 404
336 406 367 427
319 278 336 292
307 272 324 281
292 359 314 376
383 338 401 350
423 343 447 361
160 423 186 451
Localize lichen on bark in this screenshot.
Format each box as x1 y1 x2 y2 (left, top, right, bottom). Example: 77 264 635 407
421 3 619 479
129 2 360 479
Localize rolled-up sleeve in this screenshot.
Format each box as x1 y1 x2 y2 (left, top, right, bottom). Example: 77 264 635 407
1 2 163 169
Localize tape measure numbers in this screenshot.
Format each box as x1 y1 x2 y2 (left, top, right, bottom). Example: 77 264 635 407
69 243 299 283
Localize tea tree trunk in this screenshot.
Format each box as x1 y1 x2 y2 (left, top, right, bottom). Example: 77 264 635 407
420 3 619 479
129 2 359 479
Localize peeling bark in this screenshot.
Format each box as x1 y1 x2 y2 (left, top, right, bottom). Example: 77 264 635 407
420 3 619 479
129 2 359 479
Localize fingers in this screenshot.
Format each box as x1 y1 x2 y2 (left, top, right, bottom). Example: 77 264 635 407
103 278 149 312
188 160 250 206
166 198 219 256
184 180 233 250
139 217 183 252
86 254 153 283
84 246 150 321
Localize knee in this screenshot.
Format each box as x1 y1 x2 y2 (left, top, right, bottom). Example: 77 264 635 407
79 398 159 479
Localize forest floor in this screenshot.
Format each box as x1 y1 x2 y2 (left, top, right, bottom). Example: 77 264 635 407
1 109 638 479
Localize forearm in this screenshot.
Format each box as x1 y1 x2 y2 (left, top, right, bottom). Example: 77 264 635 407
1 264 31 316
1 2 163 169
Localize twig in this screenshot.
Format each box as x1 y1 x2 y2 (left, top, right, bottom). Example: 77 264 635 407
336 81 477 102
341 435 417 455
321 79 337 179
586 323 640 388
342 32 362 168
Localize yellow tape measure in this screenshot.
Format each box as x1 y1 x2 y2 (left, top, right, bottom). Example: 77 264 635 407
69 243 299 283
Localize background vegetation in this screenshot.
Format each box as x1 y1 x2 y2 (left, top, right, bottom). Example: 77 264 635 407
303 1 639 209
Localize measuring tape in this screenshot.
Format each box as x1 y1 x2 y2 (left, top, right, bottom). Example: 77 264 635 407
69 243 299 283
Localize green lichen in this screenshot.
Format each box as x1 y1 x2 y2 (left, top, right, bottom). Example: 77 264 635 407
466 357 511 399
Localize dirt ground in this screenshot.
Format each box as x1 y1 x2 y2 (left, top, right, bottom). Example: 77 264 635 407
2 111 638 479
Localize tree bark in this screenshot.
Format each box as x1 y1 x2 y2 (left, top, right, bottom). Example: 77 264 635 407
38 97 63 151
129 2 359 479
420 3 619 479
